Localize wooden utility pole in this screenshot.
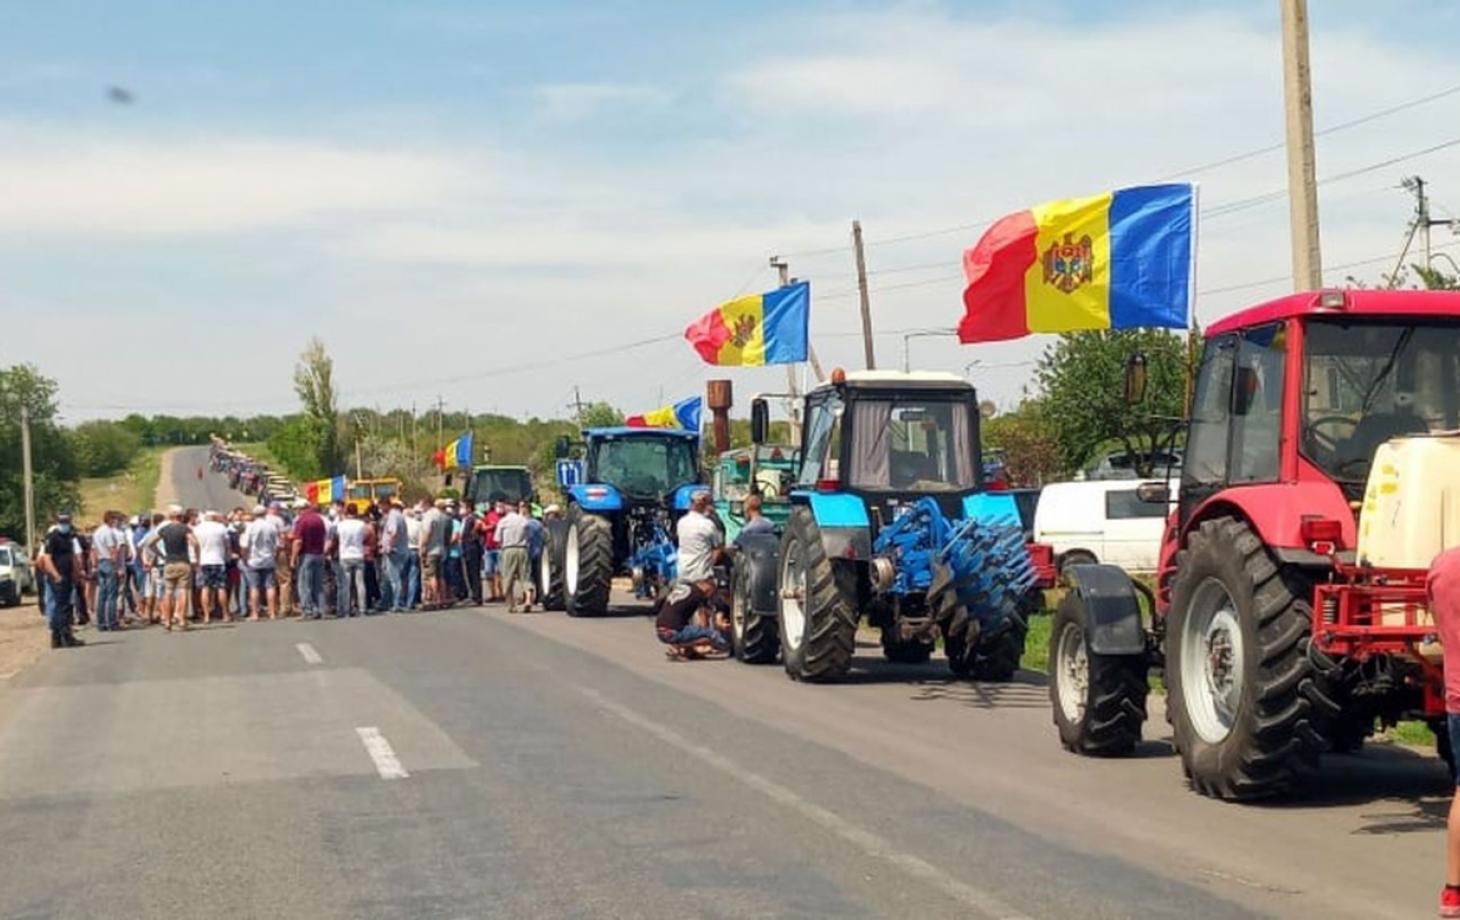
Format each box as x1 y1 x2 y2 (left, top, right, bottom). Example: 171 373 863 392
1280 0 1322 290
20 405 35 555
852 220 876 369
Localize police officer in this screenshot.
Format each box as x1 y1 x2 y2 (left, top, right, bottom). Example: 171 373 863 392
37 513 85 649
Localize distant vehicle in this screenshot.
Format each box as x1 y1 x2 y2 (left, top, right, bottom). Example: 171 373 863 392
1032 479 1176 574
0 540 36 607
1080 448 1183 481
712 444 799 543
463 465 535 508
346 478 402 506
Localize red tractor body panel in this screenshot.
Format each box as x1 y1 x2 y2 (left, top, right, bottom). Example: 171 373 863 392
1206 288 1460 337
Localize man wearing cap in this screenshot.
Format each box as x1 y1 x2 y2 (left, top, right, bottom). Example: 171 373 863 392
37 514 85 648
494 501 533 612
91 511 124 632
379 497 409 612
242 505 280 620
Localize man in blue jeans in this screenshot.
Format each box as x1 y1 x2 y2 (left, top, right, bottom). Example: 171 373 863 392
379 497 410 612
38 515 85 649
91 512 123 631
292 503 329 619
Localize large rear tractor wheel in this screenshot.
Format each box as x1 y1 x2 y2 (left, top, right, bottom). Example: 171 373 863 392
1166 517 1324 800
564 510 613 618
778 507 857 682
880 630 934 664
968 614 1028 682
1050 589 1149 756
539 518 569 611
731 555 778 664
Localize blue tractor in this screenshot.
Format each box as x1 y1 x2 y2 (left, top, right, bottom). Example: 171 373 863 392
732 371 1037 681
549 427 703 617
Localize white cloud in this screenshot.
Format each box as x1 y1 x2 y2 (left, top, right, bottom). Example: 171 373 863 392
0 124 474 237
532 82 672 122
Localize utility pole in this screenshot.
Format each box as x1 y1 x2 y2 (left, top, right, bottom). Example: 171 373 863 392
1401 176 1451 270
570 386 586 428
852 220 877 369
410 401 418 462
1280 0 1322 290
434 395 445 449
20 405 35 555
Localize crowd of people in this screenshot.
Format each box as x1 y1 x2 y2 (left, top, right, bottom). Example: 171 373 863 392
34 495 558 650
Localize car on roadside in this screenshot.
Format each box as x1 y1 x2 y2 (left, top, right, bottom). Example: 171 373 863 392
1032 478 1177 574
0 539 36 607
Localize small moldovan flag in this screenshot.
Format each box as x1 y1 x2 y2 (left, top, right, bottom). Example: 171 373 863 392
959 183 1195 343
685 281 809 366
435 432 474 470
626 395 702 431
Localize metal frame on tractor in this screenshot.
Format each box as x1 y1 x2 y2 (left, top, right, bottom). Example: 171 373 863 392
1050 288 1460 800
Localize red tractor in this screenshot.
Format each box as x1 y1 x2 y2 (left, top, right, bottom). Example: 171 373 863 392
1049 288 1460 799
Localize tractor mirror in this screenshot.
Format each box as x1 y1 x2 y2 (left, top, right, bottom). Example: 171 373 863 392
1124 353 1148 405
1136 481 1170 505
750 398 769 445
553 435 571 459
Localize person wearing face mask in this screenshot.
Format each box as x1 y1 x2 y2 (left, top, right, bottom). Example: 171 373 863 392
37 513 85 649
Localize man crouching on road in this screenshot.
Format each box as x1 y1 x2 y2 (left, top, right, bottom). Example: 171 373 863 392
655 490 729 660
1434 544 1460 918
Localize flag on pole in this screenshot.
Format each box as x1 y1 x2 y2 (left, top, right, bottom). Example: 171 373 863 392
437 432 474 470
958 183 1195 343
306 475 347 504
685 281 810 366
626 395 702 431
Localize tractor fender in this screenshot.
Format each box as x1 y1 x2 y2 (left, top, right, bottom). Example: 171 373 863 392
1179 478 1353 559
792 491 873 563
671 483 702 512
1063 564 1148 656
568 483 625 512
734 531 781 615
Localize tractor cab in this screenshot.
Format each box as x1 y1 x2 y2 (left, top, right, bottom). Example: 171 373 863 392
464 465 535 509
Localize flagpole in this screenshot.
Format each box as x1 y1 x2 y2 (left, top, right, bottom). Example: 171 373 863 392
1184 182 1201 418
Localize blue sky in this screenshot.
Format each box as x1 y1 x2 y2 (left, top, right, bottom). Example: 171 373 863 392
4 1 1460 421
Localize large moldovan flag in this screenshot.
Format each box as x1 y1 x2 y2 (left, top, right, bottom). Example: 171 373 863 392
685 281 810 366
959 183 1195 343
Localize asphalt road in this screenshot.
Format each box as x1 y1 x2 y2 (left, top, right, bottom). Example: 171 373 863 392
0 451 1446 918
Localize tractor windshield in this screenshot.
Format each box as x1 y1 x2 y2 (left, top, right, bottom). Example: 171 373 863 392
591 435 699 499
847 398 977 492
470 468 533 505
1304 317 1460 486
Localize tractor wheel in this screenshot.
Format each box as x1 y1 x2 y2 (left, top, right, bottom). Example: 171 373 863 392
1166 517 1324 800
880 631 933 664
539 518 568 611
1327 713 1373 755
564 510 613 618
1049 588 1149 756
968 614 1028 682
1432 718 1455 775
778 506 857 682
731 554 778 664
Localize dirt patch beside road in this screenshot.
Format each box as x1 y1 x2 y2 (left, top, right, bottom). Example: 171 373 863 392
0 607 48 681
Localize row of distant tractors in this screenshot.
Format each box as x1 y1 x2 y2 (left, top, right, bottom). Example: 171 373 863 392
522 288 1460 803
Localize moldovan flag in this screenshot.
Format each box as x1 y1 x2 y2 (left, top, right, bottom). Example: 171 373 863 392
626 395 703 431
437 432 473 470
307 476 346 504
685 281 810 366
958 183 1195 344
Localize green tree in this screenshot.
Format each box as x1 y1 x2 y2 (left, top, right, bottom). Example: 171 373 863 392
0 365 80 542
70 420 143 477
579 401 623 428
292 338 342 475
265 416 324 480
982 400 1066 486
1035 328 1188 476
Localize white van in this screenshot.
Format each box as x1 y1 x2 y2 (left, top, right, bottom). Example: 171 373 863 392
1032 479 1176 574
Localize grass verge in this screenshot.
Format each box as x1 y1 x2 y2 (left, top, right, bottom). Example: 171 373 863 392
76 447 165 523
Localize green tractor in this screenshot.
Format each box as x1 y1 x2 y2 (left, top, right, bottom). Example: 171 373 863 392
712 444 799 542
463 464 537 510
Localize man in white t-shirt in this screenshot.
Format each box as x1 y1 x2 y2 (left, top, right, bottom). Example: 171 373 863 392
193 511 232 624
90 513 123 631
335 503 369 617
241 506 280 620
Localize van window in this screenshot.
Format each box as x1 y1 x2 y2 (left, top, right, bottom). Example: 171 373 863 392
1105 488 1166 520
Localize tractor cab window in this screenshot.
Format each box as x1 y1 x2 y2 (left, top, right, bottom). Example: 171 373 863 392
1304 318 1460 489
798 396 843 486
470 468 534 505
591 436 698 499
1229 323 1285 484
847 398 976 491
1182 334 1237 491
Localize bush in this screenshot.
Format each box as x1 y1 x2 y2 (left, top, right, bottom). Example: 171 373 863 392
70 420 142 478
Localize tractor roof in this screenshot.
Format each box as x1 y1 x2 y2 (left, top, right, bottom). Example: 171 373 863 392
585 426 699 439
810 370 973 394
1207 289 1460 337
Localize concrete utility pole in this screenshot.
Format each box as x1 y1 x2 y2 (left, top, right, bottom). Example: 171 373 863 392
20 405 35 555
1280 0 1323 290
434 395 445 449
570 386 586 429
1402 175 1453 269
852 221 877 369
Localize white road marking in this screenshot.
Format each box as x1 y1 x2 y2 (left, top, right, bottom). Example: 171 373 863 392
355 726 409 780
575 685 1030 920
295 642 323 665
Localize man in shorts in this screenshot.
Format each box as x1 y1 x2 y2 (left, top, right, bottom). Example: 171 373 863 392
419 498 449 610
143 506 197 632
1433 546 1460 917
193 510 232 624
241 505 280 620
